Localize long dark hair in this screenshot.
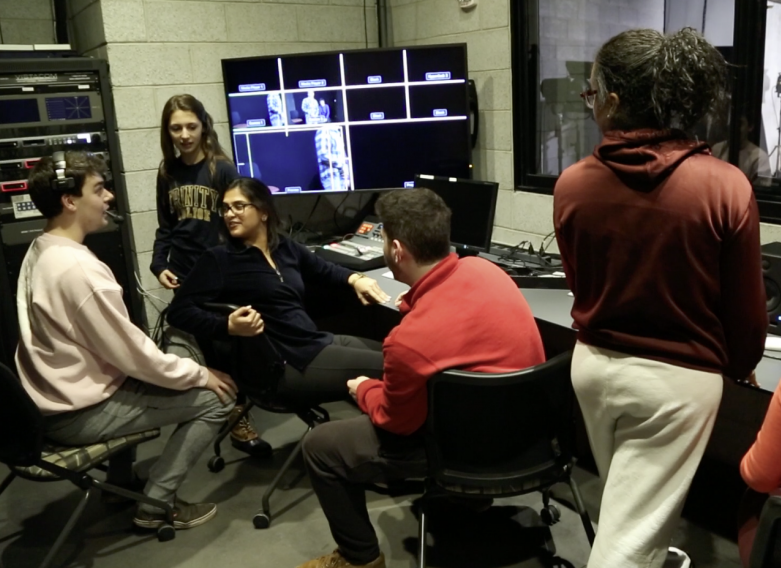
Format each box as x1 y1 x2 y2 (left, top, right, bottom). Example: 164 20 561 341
159 94 231 181
593 28 728 131
219 177 281 251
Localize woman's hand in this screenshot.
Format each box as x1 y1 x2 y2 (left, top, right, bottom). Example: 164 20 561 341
349 274 390 306
227 305 265 336
158 269 180 290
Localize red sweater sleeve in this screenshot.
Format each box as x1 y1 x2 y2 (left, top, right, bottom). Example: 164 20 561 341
356 341 437 436
741 384 781 492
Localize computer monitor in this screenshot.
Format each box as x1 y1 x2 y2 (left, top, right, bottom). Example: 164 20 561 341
414 174 498 254
221 44 472 194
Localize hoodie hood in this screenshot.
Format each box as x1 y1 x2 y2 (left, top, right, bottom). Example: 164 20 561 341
594 129 710 192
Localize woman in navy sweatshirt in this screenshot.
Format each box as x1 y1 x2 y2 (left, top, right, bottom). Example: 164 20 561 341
168 177 389 402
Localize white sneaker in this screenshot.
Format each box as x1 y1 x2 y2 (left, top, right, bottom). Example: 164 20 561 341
664 546 692 568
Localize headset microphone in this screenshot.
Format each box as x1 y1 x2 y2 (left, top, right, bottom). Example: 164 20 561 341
105 210 125 224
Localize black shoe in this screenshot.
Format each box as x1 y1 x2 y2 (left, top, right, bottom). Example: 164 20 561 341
230 436 273 458
133 498 217 530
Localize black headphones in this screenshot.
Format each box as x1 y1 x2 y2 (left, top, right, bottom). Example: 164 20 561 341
50 151 76 192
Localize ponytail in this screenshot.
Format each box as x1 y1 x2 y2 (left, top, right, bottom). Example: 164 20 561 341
593 28 728 131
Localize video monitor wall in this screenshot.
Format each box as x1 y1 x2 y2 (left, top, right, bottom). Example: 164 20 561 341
222 44 472 194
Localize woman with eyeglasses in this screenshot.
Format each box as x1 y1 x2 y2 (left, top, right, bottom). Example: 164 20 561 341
554 29 766 568
167 177 389 402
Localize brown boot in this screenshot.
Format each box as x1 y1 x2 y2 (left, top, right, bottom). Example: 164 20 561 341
295 550 385 568
229 405 272 458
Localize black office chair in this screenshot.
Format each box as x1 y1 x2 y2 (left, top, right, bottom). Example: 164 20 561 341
417 350 595 567
749 494 781 568
0 362 175 568
202 303 330 529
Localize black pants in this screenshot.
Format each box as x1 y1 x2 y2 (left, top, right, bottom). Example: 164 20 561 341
278 335 384 403
303 414 427 564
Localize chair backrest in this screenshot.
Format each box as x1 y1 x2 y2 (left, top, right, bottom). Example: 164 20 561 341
425 350 574 489
202 303 287 397
0 362 45 467
750 494 781 568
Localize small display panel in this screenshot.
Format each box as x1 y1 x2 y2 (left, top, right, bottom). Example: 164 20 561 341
222 44 471 194
0 99 40 125
414 174 499 253
45 96 92 121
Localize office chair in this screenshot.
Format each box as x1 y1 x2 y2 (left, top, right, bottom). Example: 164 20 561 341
417 350 595 567
202 303 330 529
0 362 175 568
749 494 781 568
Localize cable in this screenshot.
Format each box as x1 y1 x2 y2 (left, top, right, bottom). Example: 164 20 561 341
363 0 369 48
293 195 322 240
333 192 353 234
539 230 556 256
134 272 171 307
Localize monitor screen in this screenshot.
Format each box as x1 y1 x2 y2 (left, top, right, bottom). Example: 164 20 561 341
414 174 498 253
222 44 472 194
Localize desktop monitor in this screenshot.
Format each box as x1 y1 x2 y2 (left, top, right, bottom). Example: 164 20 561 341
221 44 472 194
414 174 498 254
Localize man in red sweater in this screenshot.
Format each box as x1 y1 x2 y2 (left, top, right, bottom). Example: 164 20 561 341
295 188 546 568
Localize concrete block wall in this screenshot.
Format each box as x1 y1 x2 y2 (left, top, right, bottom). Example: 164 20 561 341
0 0 56 45
70 0 379 326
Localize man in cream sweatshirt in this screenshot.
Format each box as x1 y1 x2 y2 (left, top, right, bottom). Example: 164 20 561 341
17 151 237 530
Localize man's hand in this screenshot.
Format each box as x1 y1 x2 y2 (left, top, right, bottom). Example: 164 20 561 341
227 306 264 336
158 269 180 290
349 275 390 306
347 376 371 400
204 367 238 405
743 371 759 388
394 290 408 308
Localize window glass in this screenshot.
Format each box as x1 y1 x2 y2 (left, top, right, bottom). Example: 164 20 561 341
760 1 781 187
536 0 734 176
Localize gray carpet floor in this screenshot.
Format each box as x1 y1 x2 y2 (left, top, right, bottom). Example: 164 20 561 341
0 401 743 568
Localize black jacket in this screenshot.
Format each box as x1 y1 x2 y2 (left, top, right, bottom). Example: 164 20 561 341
167 236 354 370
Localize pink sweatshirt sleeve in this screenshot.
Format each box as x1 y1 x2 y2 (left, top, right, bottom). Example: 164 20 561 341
71 288 208 390
741 383 781 493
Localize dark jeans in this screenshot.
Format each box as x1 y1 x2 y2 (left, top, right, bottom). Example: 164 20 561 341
279 335 384 403
303 414 427 564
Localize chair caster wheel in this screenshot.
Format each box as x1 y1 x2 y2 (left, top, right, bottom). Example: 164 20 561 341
253 513 271 529
541 504 561 526
157 524 176 542
208 456 225 472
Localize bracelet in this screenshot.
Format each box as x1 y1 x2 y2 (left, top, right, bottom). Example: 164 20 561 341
351 272 367 284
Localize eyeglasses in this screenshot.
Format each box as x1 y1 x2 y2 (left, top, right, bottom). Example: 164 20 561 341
220 201 256 216
580 89 597 109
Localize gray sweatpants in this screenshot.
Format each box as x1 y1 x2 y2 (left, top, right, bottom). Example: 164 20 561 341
43 377 233 511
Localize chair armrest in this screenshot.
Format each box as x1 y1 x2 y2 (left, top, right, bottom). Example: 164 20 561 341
202 302 241 315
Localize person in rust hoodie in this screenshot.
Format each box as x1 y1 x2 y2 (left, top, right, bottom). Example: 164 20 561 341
294 188 545 568
554 28 767 568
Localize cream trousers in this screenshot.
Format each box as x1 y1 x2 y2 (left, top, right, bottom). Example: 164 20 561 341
572 341 723 568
